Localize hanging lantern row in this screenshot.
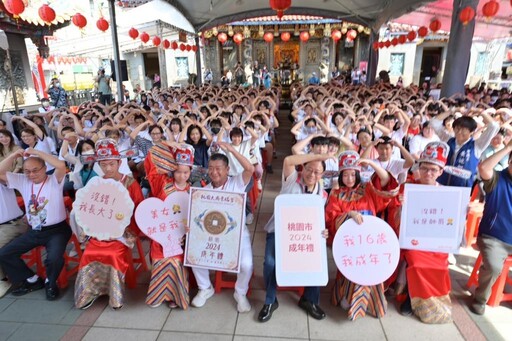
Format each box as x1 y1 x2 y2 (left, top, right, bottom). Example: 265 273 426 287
126 28 196 51
373 16 444 51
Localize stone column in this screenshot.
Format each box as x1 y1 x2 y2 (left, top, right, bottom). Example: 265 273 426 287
367 30 379 85
440 0 479 98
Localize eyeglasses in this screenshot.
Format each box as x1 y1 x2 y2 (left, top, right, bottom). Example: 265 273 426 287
303 167 323 176
21 135 35 139
150 132 162 136
419 166 439 174
23 165 45 175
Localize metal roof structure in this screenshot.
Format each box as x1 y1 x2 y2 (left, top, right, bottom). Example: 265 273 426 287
117 0 437 32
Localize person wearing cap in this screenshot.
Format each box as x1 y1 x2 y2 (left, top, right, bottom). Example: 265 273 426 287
190 142 254 313
430 108 500 188
74 138 144 310
0 148 71 301
386 141 454 323
144 143 194 310
308 72 320 85
361 135 414 184
469 139 512 315
47 77 68 108
325 151 399 321
258 153 332 322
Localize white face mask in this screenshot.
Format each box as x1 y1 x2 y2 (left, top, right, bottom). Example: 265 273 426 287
82 150 95 156
55 82 61 87
42 101 50 107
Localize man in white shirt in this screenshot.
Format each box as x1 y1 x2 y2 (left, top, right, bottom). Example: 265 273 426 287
258 153 331 322
0 148 71 300
191 142 255 313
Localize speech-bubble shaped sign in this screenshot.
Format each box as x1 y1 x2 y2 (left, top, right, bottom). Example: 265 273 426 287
73 177 134 240
135 191 189 257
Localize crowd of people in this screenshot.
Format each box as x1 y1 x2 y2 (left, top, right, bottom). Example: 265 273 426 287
0 74 511 326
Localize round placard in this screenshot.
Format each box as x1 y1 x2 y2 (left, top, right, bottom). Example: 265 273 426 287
332 215 400 286
73 177 134 240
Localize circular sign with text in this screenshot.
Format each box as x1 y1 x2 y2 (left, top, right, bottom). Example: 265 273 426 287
73 177 134 241
332 215 399 286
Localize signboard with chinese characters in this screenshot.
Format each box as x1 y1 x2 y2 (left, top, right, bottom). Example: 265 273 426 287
333 216 400 286
184 187 245 273
72 177 134 240
274 194 328 287
399 184 471 254
135 191 189 257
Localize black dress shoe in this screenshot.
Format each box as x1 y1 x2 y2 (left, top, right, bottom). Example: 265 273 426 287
258 301 279 322
298 297 326 320
400 295 413 316
11 278 45 296
45 284 59 301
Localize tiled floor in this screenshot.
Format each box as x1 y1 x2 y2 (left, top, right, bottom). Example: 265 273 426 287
0 112 511 341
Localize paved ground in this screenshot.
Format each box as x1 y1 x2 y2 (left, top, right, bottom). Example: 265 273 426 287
0 111 511 341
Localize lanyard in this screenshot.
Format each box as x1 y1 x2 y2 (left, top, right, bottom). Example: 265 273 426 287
31 176 48 208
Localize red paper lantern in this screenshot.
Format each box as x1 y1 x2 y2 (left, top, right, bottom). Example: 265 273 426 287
372 42 379 50
482 0 499 20
429 19 442 33
398 35 407 44
384 40 391 48
192 45 198 52
72 13 87 29
331 30 342 42
299 31 310 42
38 4 56 23
378 42 384 49
152 36 161 46
128 27 139 40
186 44 192 51
233 33 243 45
391 38 398 46
4 0 25 17
179 43 186 51
171 41 178 50
218 32 228 43
263 32 274 43
347 29 357 41
459 6 475 25
140 32 150 43
163 39 170 49
418 26 428 37
270 0 291 19
407 31 417 41
96 18 109 32
281 32 291 42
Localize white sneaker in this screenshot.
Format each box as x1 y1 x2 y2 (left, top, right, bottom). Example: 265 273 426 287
191 287 215 307
246 213 254 225
234 292 252 313
257 180 262 191
0 280 11 298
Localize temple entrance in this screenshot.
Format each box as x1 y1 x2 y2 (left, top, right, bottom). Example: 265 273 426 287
420 47 443 86
273 41 299 85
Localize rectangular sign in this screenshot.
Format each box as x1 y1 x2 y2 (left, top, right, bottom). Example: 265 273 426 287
399 184 470 254
274 194 328 287
184 187 245 273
